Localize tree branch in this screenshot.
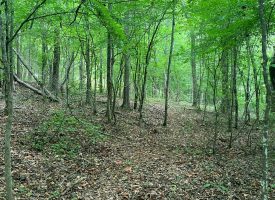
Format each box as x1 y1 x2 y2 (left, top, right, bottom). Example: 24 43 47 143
8 0 47 44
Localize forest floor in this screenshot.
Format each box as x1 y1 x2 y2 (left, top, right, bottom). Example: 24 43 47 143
0 87 275 200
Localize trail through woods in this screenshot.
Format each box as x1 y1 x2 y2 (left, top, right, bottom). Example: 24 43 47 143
0 88 274 199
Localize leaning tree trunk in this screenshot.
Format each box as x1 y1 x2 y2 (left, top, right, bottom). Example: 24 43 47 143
163 2 175 126
139 9 167 119
258 0 271 199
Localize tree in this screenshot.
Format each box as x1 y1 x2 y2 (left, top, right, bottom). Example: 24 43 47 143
163 0 176 126
258 0 271 199
51 27 61 97
121 12 131 109
1 1 14 198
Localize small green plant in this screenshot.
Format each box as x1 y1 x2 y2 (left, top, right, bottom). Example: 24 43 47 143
203 182 229 193
28 109 105 158
50 190 61 199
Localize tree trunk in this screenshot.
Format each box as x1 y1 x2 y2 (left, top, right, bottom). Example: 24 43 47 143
247 42 260 120
106 33 113 122
221 50 229 113
85 39 92 105
106 3 113 122
121 52 130 108
191 31 198 107
232 46 239 129
258 0 271 199
61 51 76 91
99 47 103 94
163 3 175 126
92 45 97 114
27 37 32 81
41 30 47 87
16 33 22 79
1 1 14 198
245 40 252 123
139 9 167 119
79 53 84 92
133 50 140 110
51 28 61 97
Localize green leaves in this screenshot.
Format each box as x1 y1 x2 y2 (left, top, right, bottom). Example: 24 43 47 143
91 0 126 41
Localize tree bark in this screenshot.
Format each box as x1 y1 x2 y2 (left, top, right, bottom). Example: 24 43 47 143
191 31 198 107
139 9 167 119
232 46 239 129
106 3 113 122
121 52 130 108
1 1 14 198
41 29 47 87
16 33 22 79
85 39 92 105
51 27 61 97
99 47 103 94
121 12 131 109
163 2 175 126
258 0 271 199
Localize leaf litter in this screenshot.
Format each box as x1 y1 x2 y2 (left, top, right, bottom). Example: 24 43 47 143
0 88 274 199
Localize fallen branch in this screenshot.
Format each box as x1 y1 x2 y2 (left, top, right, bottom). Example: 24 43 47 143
13 49 59 102
13 74 59 102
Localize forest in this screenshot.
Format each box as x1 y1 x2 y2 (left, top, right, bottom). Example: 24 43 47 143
0 0 275 199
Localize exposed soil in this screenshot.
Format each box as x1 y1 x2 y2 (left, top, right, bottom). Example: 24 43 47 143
0 88 274 200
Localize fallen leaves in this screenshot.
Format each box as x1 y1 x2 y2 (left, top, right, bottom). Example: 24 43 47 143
0 90 274 199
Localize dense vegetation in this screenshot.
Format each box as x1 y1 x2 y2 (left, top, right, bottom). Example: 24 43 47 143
0 0 275 199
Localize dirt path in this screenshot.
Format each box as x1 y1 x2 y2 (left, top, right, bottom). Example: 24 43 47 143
0 91 274 199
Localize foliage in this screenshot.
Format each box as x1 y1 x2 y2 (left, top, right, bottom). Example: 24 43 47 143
29 110 105 158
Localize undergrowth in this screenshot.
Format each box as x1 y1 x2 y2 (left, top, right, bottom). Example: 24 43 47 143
27 109 106 158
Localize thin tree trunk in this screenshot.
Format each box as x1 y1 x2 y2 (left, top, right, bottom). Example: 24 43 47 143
106 3 113 122
79 53 84 92
85 39 92 105
99 47 103 94
191 31 198 107
27 36 32 81
232 46 239 129
51 27 61 97
121 12 131 109
163 3 175 126
1 1 14 198
258 0 271 199
139 9 167 119
133 48 140 110
16 33 22 79
245 40 252 123
41 30 47 87
121 52 131 108
247 42 260 121
92 47 97 114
